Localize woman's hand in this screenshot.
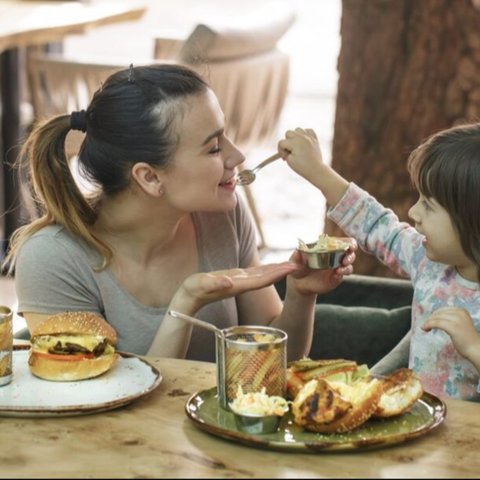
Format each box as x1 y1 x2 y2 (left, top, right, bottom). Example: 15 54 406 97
174 262 301 314
423 307 480 364
287 238 357 296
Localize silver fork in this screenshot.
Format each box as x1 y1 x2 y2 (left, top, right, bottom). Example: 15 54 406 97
235 152 282 186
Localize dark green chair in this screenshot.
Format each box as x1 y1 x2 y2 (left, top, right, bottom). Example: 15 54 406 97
275 274 413 368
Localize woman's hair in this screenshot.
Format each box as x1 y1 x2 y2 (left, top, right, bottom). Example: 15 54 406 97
407 122 480 277
4 63 209 273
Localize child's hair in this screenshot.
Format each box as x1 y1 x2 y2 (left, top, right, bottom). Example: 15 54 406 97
407 123 480 278
3 63 209 273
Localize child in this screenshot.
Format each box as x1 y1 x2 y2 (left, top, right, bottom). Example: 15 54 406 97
278 125 480 401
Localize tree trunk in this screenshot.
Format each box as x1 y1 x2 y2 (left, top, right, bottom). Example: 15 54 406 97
326 0 480 277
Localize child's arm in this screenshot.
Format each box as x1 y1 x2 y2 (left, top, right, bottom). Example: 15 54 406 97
423 307 480 372
278 128 349 208
278 128 421 279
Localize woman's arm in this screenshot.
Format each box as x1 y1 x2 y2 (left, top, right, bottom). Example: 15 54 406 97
277 249 356 361
236 248 356 362
146 261 301 357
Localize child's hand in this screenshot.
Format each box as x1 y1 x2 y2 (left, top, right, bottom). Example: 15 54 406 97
278 128 324 182
423 307 480 362
277 128 350 207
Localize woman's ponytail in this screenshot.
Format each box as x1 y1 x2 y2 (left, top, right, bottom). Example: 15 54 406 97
3 113 110 274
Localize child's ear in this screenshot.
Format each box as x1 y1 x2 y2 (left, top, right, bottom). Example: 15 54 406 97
131 163 165 197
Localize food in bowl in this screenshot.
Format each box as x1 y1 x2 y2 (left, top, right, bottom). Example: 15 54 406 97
229 386 289 434
235 332 277 344
298 234 350 253
229 385 289 416
222 326 287 405
297 234 351 269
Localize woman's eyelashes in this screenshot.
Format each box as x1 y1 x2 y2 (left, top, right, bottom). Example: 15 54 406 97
209 145 222 155
208 138 223 155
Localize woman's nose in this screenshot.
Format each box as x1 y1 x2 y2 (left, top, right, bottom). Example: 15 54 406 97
224 139 245 169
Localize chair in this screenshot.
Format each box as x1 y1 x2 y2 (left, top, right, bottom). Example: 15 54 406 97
153 9 296 248
26 50 125 161
275 274 413 369
23 51 133 218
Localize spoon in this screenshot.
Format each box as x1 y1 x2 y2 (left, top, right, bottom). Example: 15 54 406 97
235 152 282 186
168 310 224 338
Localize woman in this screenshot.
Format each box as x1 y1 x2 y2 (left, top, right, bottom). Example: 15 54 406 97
5 64 355 361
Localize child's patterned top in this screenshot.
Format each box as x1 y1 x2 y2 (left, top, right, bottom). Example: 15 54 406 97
328 183 480 401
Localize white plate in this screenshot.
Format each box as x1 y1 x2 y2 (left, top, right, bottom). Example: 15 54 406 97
0 346 162 417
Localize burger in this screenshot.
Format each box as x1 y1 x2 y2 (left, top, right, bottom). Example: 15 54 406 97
29 311 118 381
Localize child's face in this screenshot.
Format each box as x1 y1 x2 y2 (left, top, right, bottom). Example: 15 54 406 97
408 194 476 279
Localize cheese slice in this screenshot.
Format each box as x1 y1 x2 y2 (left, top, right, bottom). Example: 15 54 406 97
32 334 109 353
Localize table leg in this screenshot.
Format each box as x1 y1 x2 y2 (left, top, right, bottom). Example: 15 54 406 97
0 48 22 257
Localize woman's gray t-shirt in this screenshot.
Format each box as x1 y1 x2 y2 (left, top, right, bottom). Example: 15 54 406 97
15 195 257 362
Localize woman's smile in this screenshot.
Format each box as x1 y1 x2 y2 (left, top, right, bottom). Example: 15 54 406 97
218 175 237 192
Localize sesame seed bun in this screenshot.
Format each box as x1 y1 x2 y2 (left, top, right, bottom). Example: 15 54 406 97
31 311 117 345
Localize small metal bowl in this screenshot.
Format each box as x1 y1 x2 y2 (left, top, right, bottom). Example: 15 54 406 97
233 412 283 434
297 243 350 269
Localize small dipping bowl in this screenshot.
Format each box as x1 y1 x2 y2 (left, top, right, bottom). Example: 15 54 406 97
297 242 350 269
233 412 283 435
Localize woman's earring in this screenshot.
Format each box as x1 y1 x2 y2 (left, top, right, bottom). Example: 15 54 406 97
158 185 164 196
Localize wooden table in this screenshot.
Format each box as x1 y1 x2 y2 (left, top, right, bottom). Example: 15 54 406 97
0 356 478 478
0 0 146 255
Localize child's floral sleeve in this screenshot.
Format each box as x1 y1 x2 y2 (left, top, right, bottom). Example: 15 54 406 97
327 183 424 280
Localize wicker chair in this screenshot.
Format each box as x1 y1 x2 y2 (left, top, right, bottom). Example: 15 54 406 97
26 51 124 161
22 52 128 219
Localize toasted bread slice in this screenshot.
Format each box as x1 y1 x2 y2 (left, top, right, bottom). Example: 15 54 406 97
291 377 383 433
291 378 352 427
374 368 423 418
